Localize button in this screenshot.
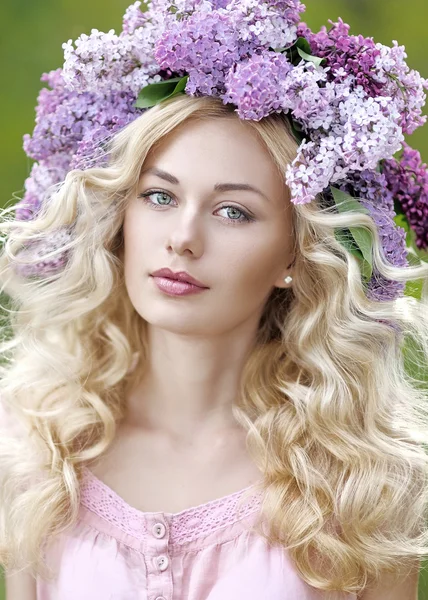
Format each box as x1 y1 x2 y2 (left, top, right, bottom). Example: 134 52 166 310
156 555 169 571
152 522 166 538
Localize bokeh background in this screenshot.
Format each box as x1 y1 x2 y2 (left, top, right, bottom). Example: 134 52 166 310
0 0 427 598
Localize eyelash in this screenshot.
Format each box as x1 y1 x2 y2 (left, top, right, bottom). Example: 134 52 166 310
138 190 255 224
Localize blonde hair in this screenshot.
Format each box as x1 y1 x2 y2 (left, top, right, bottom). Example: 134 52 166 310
1 94 428 595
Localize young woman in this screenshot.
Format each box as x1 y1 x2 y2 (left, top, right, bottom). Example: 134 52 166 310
1 2 428 599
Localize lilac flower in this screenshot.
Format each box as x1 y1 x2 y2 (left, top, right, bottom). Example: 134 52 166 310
382 143 428 250
122 1 149 35
297 19 385 97
279 61 336 130
13 228 73 279
155 10 244 97
223 51 292 119
285 86 404 204
20 68 142 216
62 29 131 93
298 19 428 135
373 41 428 135
62 26 162 96
15 155 72 221
23 69 142 164
230 0 306 49
154 0 305 97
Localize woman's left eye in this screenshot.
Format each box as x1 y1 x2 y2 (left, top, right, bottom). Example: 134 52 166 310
138 190 254 224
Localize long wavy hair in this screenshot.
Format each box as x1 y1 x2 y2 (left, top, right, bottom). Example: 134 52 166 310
1 94 428 595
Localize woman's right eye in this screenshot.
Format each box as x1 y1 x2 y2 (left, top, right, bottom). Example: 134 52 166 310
138 190 174 207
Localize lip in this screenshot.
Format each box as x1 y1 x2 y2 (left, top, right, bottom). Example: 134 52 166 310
150 268 208 288
151 276 208 297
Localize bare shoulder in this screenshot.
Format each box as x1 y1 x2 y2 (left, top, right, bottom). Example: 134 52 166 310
4 568 37 600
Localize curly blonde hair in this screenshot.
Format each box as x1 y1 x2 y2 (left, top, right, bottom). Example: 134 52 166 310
1 94 428 595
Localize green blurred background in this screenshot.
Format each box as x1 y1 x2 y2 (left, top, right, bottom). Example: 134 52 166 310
0 0 427 598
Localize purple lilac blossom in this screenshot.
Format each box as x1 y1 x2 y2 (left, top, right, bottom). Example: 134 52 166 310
382 143 428 251
155 10 246 97
15 155 71 221
223 51 292 119
297 19 385 97
23 69 141 164
335 169 408 302
298 18 428 135
20 67 142 217
13 228 73 278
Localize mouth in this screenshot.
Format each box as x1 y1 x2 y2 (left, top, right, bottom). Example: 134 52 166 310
150 269 209 289
150 274 209 296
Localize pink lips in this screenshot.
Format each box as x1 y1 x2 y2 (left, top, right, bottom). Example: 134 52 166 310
150 268 209 297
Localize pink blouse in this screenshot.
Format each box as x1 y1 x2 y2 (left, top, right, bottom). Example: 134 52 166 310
37 467 357 600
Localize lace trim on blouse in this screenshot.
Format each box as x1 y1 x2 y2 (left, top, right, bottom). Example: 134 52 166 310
79 466 264 545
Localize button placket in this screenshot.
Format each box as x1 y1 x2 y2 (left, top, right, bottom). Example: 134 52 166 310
156 555 169 571
144 513 172 600
152 522 166 539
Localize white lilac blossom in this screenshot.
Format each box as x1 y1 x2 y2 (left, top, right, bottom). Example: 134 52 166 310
62 27 162 96
373 41 427 135
284 83 405 204
15 0 428 292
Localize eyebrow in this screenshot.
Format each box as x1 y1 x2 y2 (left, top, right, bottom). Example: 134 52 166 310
140 166 270 202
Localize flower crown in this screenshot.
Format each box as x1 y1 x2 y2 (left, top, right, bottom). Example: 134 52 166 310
15 0 428 302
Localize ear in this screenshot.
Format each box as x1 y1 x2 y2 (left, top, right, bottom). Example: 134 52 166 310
273 257 295 289
273 271 293 289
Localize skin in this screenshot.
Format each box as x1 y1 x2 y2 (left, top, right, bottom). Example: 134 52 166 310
121 116 295 444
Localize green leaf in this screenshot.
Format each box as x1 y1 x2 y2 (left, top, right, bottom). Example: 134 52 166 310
331 187 374 279
396 212 428 262
334 229 364 261
135 75 189 109
297 47 325 68
405 278 423 301
394 212 413 247
295 37 312 55
279 37 319 67
289 117 306 144
393 197 407 218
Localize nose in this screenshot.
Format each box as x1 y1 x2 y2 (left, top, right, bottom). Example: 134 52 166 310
166 204 204 258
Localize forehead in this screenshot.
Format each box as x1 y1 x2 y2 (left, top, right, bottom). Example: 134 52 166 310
141 117 286 197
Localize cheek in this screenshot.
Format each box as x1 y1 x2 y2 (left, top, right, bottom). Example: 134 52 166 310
223 240 283 296
123 207 152 257
122 211 151 286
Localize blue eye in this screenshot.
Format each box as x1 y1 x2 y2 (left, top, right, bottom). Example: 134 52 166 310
140 191 172 206
138 190 254 224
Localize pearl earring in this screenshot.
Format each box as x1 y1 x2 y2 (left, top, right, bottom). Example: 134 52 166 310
284 276 293 284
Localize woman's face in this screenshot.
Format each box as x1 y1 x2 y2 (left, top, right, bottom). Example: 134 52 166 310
123 116 295 337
